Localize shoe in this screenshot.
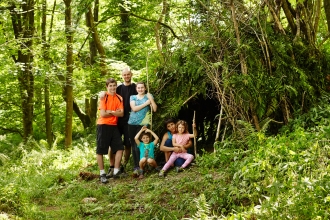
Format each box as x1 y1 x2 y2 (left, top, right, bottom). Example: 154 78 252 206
106 168 113 178
120 165 125 173
100 174 108 184
113 170 127 179
158 170 165 177
132 168 139 178
176 167 184 173
138 170 144 179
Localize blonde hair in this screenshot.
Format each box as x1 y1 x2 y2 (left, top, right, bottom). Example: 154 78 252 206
176 120 189 134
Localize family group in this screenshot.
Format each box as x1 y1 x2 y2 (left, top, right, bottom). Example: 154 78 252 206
96 67 197 183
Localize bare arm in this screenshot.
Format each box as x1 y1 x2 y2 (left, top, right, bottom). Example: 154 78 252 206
100 109 123 118
134 127 147 145
172 137 182 147
145 129 159 145
183 139 193 150
188 123 198 138
147 93 157 112
130 99 151 112
160 133 182 153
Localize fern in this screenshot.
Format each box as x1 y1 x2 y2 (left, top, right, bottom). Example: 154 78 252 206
183 194 219 220
0 153 9 164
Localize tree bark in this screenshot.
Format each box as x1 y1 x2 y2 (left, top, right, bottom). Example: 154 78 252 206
42 0 53 147
9 1 35 141
325 0 330 32
119 0 130 56
64 0 73 147
265 0 286 34
281 0 297 34
155 0 169 59
86 7 107 75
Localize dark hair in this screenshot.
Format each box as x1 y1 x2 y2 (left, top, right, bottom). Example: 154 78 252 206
140 131 151 140
164 118 177 129
106 78 117 86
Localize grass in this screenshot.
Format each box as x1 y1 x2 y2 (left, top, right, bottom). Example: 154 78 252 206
2 100 330 219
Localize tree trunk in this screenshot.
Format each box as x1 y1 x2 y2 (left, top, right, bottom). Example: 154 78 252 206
84 1 103 125
42 0 53 147
324 0 330 32
86 7 107 75
64 0 73 147
119 0 130 56
155 0 169 60
9 1 35 141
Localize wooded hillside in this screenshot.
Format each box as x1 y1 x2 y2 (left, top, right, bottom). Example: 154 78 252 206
0 0 329 146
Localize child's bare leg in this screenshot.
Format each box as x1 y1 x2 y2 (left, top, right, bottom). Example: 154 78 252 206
139 157 147 170
147 158 157 168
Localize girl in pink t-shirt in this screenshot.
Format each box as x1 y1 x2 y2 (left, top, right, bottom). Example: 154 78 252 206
159 120 196 177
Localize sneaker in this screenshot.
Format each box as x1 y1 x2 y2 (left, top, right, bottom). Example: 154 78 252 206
132 168 139 178
106 168 113 178
113 170 127 179
158 170 165 177
120 165 125 173
100 174 108 184
176 167 184 173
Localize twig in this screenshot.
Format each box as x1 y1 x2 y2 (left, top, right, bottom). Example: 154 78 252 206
193 111 197 157
182 92 198 106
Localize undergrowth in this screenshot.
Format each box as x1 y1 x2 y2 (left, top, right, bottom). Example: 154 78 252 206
1 98 330 219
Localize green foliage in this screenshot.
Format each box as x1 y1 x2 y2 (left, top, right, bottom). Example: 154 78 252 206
194 96 330 219
1 95 330 219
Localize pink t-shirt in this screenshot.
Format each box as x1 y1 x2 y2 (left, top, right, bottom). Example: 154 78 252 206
172 133 190 146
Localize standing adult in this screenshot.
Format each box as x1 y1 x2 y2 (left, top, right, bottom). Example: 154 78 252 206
107 67 137 177
96 78 124 184
128 82 157 177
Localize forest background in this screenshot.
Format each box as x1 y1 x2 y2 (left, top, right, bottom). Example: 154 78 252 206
1 0 330 219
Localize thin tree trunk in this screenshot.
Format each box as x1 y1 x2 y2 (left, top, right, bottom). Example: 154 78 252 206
9 1 35 141
64 0 73 147
313 0 321 39
86 7 107 75
119 0 130 56
155 0 168 60
324 0 330 32
281 0 297 34
265 0 286 34
42 0 53 147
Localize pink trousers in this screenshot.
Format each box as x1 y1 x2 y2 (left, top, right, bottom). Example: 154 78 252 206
162 152 194 171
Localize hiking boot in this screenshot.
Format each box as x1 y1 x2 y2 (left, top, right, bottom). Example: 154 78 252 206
113 170 127 179
176 167 184 173
132 168 139 178
100 174 108 184
158 170 165 177
106 168 113 179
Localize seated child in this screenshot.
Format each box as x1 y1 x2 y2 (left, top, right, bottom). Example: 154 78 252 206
159 120 196 177
134 126 159 179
